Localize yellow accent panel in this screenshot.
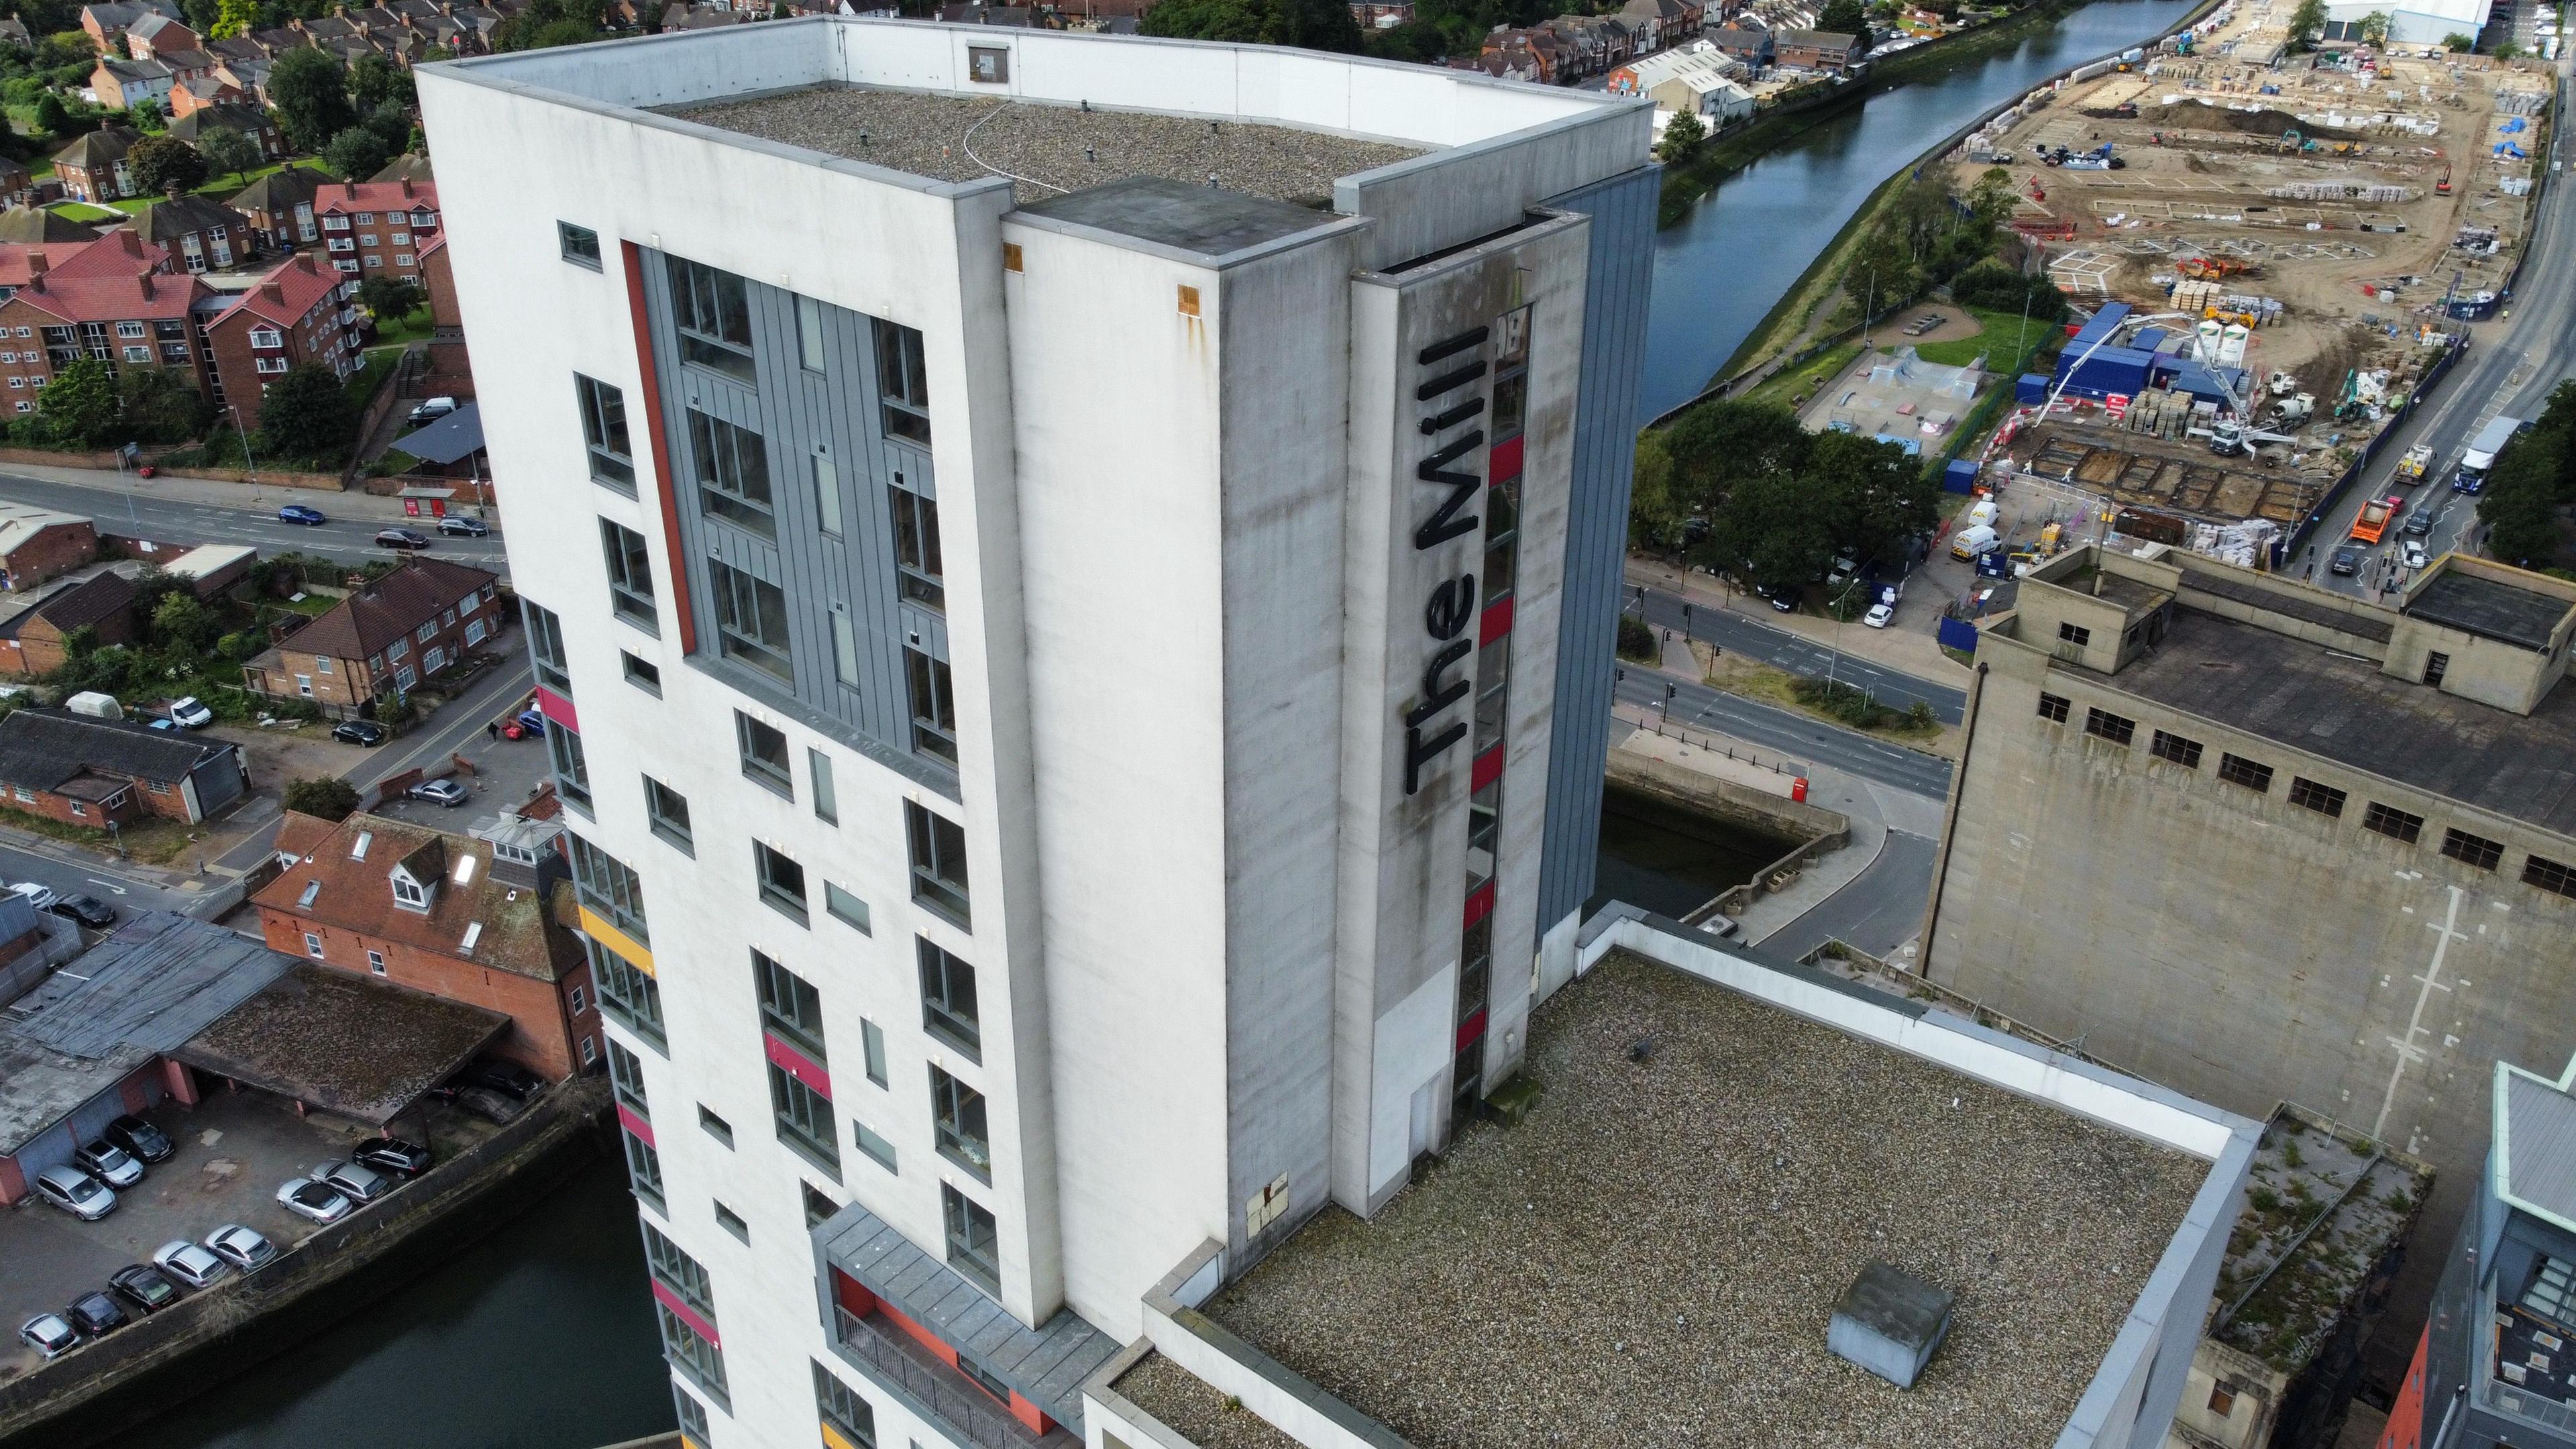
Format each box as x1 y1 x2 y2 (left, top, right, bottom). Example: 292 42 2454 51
820 1425 858 1449
680 1437 704 1449
580 907 655 977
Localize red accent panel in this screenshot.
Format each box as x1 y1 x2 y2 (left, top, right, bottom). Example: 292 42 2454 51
1456 1008 1487 1054
652 1279 720 1349
1471 745 1504 793
830 1268 877 1318
1489 435 1523 484
1462 882 1495 930
535 686 578 733
621 239 695 656
763 1032 831 1098
1480 596 1514 646
878 1300 961 1368
2377 1326 2428 1449
616 1102 655 1148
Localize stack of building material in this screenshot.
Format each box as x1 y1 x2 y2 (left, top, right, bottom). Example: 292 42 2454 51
2121 387 2196 440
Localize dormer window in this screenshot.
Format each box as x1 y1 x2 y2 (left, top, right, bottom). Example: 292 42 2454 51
391 865 432 911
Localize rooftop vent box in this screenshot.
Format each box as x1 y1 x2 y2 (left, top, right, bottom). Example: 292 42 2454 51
1827 1260 1953 1389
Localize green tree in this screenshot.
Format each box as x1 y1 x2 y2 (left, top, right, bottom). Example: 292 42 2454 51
347 52 414 112
1629 427 1684 547
323 124 390 180
127 133 207 194
150 591 216 656
1656 110 1707 164
2286 0 2325 50
1804 429 1937 566
257 362 360 461
32 90 66 136
1664 397 1811 531
129 97 161 131
209 0 258 36
1816 0 1872 52
198 123 258 183
2357 11 2390 43
36 358 117 445
283 775 362 820
1141 0 1360 51
119 366 211 443
269 48 354 152
1707 468 1834 593
2483 486 2560 568
2442 30 2475 50
358 274 423 323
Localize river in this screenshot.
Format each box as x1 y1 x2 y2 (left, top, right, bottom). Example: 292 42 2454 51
1640 0 2207 421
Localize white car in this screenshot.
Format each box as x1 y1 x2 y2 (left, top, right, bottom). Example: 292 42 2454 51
166 696 213 729
2402 539 2429 571
152 1240 231 1291
1864 602 1896 629
10 881 58 912
276 1177 353 1224
205 1224 278 1273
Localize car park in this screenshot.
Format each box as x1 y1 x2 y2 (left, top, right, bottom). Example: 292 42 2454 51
152 1240 230 1291
17 1313 77 1359
33 1164 115 1220
353 1138 433 1178
2330 546 2362 576
9 881 57 912
458 1057 544 1100
450 1086 522 1126
51 895 117 929
105 1114 172 1163
108 1264 181 1314
73 1140 144 1189
406 777 470 808
166 696 212 729
407 396 459 425
276 1177 353 1224
315 1159 391 1205
437 516 488 537
64 1293 127 1339
374 529 432 551
332 719 389 747
205 1224 278 1273
278 504 328 526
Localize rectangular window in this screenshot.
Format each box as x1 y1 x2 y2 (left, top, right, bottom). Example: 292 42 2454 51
2423 651 2449 687
810 451 843 536
918 938 979 1059
623 1127 663 1209
906 648 957 765
906 802 971 926
622 651 661 694
861 1018 888 1088
2036 692 2070 724
570 835 648 944
796 294 829 372
666 255 755 384
2057 621 2092 647
658 1300 730 1407
737 712 792 796
2363 802 2424 844
590 938 665 1049
755 841 809 924
2525 855 2576 899
2442 827 2504 871
771 1061 839 1173
366 949 386 976
873 318 930 445
755 951 826 1060
576 374 634 491
826 882 869 934
609 1038 649 1114
803 1183 841 1230
600 519 657 632
888 484 945 612
2288 777 2347 818
943 1185 1000 1295
548 720 592 810
957 1353 1013 1406
830 608 861 690
2216 753 2273 794
525 600 571 694
699 1104 734 1148
2147 730 2202 768
2082 708 2135 747
814 1362 877 1449
302 930 324 957
673 1387 710 1448
641 1222 715 1320
644 776 693 854
708 558 792 685
712 1202 749 1244
809 748 837 824
688 409 773 539
853 1120 896 1172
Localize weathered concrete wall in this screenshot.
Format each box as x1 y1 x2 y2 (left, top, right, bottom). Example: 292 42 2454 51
1607 745 1845 843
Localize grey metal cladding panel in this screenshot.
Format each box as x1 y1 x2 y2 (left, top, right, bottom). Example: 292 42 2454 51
2507 1073 2576 1227
1533 164 1657 927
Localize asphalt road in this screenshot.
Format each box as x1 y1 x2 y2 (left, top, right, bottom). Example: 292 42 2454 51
2303 50 2576 598
1629 585 1970 723
1614 663 1957 798
0 469 511 574
1759 828 1940 960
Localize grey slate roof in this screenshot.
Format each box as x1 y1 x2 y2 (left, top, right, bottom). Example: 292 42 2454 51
7 911 291 1060
394 400 484 465
821 1205 1120 1428
2502 1064 2576 1234
0 707 232 790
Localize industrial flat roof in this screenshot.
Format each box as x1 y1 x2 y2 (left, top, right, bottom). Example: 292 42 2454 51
2112 606 2576 839
1018 175 1338 257
2208 1108 2430 1373
172 961 509 1124
2404 568 2571 651
2178 567 2394 643
669 86 1424 206
1180 949 2209 1449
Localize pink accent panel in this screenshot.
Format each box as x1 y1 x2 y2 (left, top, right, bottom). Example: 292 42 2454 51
535 686 578 733
617 1102 655 1148
652 1279 720 1348
764 1032 832 1098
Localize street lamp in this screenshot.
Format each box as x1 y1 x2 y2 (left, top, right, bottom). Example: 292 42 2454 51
227 405 260 496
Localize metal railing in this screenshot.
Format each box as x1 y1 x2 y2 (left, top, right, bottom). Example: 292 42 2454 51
2478 1283 2576 1436
832 1307 1059 1449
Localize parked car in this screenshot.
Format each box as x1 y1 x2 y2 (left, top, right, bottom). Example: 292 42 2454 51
276 1177 353 1224
2329 546 2363 576
437 515 489 537
62 1293 127 1339
204 1224 278 1273
10 881 58 912
407 396 459 425
51 895 117 929
72 1140 144 1189
501 708 545 740
32 1164 115 1220
151 1240 230 1291
313 1159 391 1205
406 777 470 808
449 1086 522 1126
107 1264 181 1314
352 1138 433 1179
278 504 328 526
166 696 212 729
1864 602 1896 629
17 1313 78 1360
458 1056 544 1101
104 1114 172 1163
374 529 432 551
331 719 389 747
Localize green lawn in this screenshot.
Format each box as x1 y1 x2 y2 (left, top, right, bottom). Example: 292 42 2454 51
370 309 436 349
1895 306 2059 374
45 200 119 223
1746 339 1865 410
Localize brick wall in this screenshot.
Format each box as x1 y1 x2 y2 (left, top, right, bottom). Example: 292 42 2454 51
0 780 144 829
0 521 97 593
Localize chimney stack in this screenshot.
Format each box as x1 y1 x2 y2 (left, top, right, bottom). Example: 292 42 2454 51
136 269 153 299
259 279 284 306
24 250 46 277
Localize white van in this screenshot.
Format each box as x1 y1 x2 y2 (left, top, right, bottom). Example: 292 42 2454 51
1949 525 2002 560
1965 499 2000 531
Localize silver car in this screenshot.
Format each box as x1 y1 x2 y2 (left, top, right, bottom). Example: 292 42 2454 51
152 1240 230 1291
18 1313 77 1359
33 1164 115 1220
314 1159 390 1205
204 1224 278 1273
73 1140 144 1189
276 1177 352 1224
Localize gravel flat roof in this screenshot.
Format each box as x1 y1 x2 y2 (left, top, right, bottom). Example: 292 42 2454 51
1114 1352 1305 1449
1201 951 2210 1449
668 86 1425 207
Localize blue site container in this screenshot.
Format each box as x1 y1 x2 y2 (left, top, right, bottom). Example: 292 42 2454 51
2065 301 2133 352
2017 373 2053 405
2057 345 2153 398
1943 458 1981 494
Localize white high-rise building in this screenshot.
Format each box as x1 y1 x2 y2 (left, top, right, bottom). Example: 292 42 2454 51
421 21 1655 1449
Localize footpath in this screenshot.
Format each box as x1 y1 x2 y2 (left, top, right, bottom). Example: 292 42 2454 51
0 457 427 523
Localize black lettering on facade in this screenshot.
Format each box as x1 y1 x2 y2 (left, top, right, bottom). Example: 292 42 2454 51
1401 325 1489 796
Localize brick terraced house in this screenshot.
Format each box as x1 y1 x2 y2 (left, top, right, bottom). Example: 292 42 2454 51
242 557 504 713
0 707 247 828
0 570 138 677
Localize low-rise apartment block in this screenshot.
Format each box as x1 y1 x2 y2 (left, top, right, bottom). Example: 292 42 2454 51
315 178 441 282
198 250 364 426
50 126 144 204
241 557 504 712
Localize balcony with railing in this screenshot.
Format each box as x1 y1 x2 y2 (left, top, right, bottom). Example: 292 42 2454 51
2478 1280 2576 1442
831 1305 1075 1449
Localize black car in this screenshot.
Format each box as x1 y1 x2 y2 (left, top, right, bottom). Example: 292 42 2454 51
2402 508 2435 536
332 719 388 747
437 516 488 537
2329 546 2363 576
49 895 115 929
103 1114 173 1164
64 1292 128 1339
373 529 432 551
456 1057 543 1101
352 1138 433 1178
107 1265 180 1314
449 1086 522 1126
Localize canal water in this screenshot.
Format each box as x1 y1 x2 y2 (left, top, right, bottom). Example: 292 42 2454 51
1640 0 2208 421
1589 780 1800 920
127 8 2214 1445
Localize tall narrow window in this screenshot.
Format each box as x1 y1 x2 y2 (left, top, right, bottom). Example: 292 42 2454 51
641 1222 715 1320
810 747 838 824
888 484 944 613
830 608 861 690
930 1067 991 1181
811 452 843 537
905 647 956 764
575 374 633 490
873 318 930 445
657 1301 731 1407
548 720 591 811
755 951 826 1059
688 409 773 539
609 1038 649 1114
622 1126 663 1209
796 294 828 373
667 254 754 384
600 519 657 631
708 559 792 685
524 600 571 694
590 938 664 1048
736 712 792 796
861 1018 888 1087
943 1185 1000 1294
918 938 979 1059
906 802 970 925
814 1362 877 1449
1464 779 1500 893
771 1059 839 1174
570 835 648 944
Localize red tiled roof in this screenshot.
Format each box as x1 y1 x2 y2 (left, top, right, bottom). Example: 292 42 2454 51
315 178 438 216
252 810 579 981
274 808 337 863
274 557 496 663
48 229 172 278
14 256 204 324
212 252 339 331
